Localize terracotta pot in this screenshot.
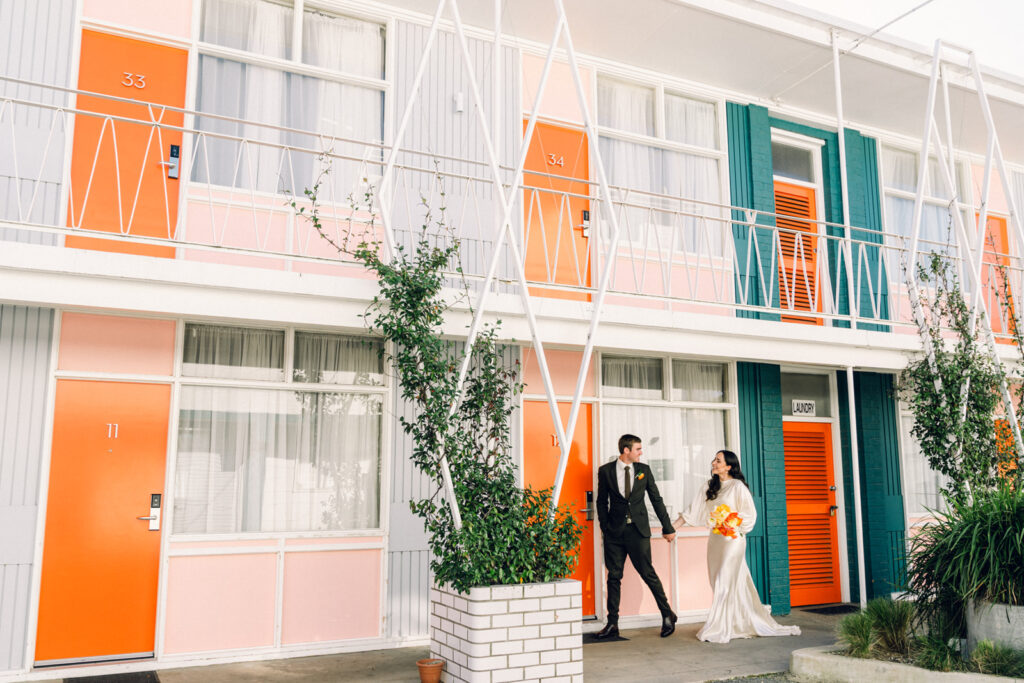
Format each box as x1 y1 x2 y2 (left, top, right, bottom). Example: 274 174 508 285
416 657 444 683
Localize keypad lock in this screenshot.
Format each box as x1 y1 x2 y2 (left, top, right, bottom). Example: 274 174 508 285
584 490 594 521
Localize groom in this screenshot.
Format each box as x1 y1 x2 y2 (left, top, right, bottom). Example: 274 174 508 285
595 434 677 639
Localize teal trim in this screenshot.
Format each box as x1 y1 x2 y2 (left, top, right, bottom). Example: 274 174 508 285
727 102 779 321
836 370 907 601
737 362 790 614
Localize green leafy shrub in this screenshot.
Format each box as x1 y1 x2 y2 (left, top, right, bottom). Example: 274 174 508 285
971 640 1024 677
837 610 876 658
866 598 915 656
906 483 1024 636
913 633 965 672
293 174 583 593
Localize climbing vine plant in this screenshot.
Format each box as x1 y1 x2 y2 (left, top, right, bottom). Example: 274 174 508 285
291 167 582 592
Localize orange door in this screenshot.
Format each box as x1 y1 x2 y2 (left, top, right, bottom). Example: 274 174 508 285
783 421 841 606
36 380 170 664
774 181 822 325
65 31 188 257
523 122 591 300
522 401 595 615
978 214 1015 343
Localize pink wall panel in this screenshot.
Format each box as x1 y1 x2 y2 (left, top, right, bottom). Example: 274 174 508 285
522 348 596 397
281 550 381 644
163 554 277 654
521 54 593 125
612 535 713 617
59 313 175 375
83 0 193 39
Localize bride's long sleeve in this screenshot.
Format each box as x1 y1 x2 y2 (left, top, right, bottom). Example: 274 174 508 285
681 485 709 527
736 483 757 535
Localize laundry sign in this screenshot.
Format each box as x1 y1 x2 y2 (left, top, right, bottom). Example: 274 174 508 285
792 400 816 417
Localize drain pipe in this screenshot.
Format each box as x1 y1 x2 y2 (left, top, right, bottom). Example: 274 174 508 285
846 366 868 608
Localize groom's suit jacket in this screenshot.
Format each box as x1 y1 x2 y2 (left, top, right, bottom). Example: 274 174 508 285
596 460 674 539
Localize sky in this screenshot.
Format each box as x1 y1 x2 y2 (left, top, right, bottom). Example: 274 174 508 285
783 0 1024 78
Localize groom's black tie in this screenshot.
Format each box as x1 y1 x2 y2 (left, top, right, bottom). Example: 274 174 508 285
624 466 631 499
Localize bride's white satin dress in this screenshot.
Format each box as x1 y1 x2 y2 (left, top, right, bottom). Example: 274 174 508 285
682 479 801 643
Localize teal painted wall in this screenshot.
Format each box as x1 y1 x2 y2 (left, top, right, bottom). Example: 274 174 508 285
737 362 790 614
836 370 907 601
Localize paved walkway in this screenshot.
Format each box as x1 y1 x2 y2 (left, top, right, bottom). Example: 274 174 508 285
147 608 841 683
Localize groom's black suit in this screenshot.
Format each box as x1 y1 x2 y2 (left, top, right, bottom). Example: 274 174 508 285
597 459 675 622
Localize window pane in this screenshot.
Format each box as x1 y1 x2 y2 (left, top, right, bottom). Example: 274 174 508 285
183 324 284 381
882 147 917 192
664 93 716 148
174 386 382 533
293 332 384 385
780 372 830 417
672 361 725 402
201 0 292 59
597 77 655 137
303 9 384 79
602 356 663 399
600 405 726 525
772 143 813 183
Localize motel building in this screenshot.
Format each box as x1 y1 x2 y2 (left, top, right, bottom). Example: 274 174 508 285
0 0 1022 678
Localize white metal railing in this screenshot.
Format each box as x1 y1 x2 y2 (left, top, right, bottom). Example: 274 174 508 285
1 77 1021 339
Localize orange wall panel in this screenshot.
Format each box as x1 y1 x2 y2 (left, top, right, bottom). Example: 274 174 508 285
58 313 175 375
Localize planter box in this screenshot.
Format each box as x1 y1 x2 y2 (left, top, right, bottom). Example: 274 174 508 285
791 645 1001 682
429 579 583 683
966 599 1024 653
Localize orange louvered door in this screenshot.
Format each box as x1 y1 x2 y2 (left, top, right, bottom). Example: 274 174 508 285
979 214 1016 344
775 182 822 325
784 421 841 606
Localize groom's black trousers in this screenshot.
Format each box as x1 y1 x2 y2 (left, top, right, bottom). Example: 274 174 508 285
603 523 672 621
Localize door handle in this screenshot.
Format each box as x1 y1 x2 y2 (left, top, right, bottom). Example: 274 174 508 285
137 515 157 521
829 505 838 517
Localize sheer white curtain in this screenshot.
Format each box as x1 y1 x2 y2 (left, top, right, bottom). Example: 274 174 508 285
174 386 382 533
597 78 655 136
672 360 725 402
899 414 946 515
664 93 716 148
293 332 383 385
182 324 285 381
601 404 726 524
601 356 663 399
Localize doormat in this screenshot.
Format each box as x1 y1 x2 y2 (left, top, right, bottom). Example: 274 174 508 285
802 604 860 615
583 632 630 643
66 673 160 683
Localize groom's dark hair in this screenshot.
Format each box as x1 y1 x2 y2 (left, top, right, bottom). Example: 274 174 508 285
618 434 641 454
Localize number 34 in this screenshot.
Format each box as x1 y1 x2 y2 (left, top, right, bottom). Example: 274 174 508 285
546 153 564 167
121 72 146 89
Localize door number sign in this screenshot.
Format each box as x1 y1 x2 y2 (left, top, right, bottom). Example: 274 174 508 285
121 72 146 89
106 423 119 438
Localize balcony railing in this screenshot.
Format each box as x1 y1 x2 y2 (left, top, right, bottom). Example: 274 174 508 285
1 77 1020 341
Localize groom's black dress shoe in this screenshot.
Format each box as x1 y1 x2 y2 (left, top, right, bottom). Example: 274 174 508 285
594 622 619 639
660 612 678 638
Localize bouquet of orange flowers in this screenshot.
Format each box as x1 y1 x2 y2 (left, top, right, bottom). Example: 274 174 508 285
708 503 743 539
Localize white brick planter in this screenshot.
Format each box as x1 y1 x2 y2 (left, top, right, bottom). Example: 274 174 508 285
429 579 583 683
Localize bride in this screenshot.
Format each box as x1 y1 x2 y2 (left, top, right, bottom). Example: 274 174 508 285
676 449 801 643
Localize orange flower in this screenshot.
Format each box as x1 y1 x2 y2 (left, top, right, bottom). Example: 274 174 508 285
708 504 743 540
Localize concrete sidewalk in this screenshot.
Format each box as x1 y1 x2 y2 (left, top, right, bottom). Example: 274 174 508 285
151 608 841 683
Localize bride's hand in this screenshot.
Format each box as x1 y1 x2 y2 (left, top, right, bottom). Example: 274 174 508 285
672 512 686 530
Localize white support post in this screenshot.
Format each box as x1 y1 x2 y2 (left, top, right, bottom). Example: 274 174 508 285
832 28 858 327
846 366 868 609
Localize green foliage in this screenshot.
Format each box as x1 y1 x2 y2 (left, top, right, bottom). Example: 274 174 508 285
971 640 1024 677
865 598 915 656
899 253 1012 504
837 610 876 658
906 483 1024 637
912 633 965 673
292 167 582 593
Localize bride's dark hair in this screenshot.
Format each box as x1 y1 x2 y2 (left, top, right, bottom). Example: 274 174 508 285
706 449 749 501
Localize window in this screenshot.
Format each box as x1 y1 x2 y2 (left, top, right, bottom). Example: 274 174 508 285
899 413 947 516
192 0 385 194
772 143 814 184
174 323 385 534
881 146 968 256
601 356 732 524
596 76 724 254
780 372 831 418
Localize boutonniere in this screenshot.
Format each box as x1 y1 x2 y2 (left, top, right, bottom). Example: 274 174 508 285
637 472 645 480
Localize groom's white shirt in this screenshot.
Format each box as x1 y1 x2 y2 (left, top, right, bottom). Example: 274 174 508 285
615 457 633 497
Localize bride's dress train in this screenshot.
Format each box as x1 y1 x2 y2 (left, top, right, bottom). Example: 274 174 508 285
683 479 801 643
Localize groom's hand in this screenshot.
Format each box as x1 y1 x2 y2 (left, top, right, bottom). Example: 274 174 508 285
662 532 676 543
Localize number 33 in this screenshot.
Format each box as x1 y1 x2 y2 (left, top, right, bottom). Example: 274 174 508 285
121 72 146 89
